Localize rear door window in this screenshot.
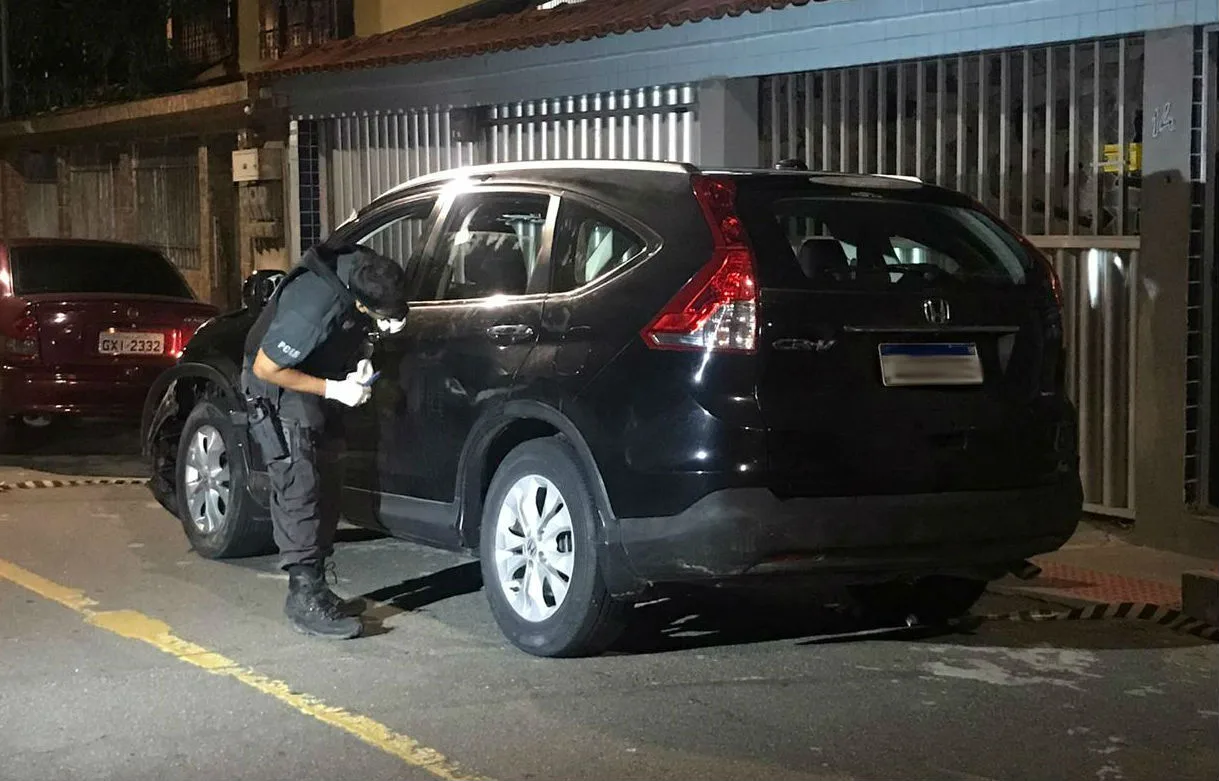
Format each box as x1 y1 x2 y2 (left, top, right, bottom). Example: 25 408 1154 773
10 244 195 299
550 199 647 293
741 193 1031 292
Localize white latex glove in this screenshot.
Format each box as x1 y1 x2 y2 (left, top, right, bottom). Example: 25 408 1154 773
376 317 406 334
324 377 372 407
353 358 375 385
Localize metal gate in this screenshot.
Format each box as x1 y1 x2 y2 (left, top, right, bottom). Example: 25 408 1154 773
134 143 202 274
323 108 480 230
487 84 697 164
317 83 698 230
20 151 59 238
759 36 1144 518
66 150 118 241
24 184 59 238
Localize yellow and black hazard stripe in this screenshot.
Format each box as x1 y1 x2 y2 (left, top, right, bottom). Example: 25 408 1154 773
0 477 148 494
974 602 1219 642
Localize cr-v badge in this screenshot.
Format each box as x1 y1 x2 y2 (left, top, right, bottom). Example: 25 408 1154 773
773 338 836 352
922 298 951 325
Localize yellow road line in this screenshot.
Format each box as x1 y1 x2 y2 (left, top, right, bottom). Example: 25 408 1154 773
0 557 488 781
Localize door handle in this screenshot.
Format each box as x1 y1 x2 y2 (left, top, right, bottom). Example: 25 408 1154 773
486 324 536 344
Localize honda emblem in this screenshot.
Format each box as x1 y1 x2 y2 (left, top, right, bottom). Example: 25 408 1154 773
922 298 951 325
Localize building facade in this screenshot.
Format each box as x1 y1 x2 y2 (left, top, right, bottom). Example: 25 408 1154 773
0 0 494 308
0 1 255 308
257 0 1219 553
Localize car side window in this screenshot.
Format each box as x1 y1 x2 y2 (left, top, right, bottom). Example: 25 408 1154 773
351 197 438 286
550 199 646 294
418 191 551 302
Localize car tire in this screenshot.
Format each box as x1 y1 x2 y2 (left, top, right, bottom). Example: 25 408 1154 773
175 399 272 559
850 576 988 626
480 436 628 658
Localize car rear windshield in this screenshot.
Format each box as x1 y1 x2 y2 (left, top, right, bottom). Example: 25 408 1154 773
10 244 195 299
740 192 1031 291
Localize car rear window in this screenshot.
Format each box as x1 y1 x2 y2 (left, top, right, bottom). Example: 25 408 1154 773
739 191 1031 291
10 244 195 299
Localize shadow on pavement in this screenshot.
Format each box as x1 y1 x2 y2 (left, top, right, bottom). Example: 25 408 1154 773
338 553 1213 653
308 528 1219 655
611 587 1216 655
610 588 948 655
363 562 484 612
357 562 483 638
0 419 145 478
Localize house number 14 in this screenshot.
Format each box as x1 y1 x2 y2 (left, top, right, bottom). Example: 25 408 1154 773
1152 101 1175 138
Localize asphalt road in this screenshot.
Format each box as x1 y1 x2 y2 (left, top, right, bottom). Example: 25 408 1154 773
1 428 1217 781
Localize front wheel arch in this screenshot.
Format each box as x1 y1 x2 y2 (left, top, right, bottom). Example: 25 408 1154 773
144 364 261 519
141 360 245 452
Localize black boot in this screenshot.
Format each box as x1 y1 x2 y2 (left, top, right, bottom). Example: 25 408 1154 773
317 560 367 618
284 565 363 639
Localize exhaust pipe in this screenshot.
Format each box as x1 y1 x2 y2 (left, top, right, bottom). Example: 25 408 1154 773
1010 560 1043 581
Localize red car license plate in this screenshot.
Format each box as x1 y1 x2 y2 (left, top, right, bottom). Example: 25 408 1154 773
98 331 165 356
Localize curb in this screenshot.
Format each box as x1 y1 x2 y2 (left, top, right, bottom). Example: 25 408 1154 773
0 477 149 494
966 601 1219 642
1182 570 1219 628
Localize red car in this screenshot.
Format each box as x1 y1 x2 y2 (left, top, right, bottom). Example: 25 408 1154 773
0 238 217 448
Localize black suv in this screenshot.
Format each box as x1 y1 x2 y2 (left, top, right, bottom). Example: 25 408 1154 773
142 161 1082 657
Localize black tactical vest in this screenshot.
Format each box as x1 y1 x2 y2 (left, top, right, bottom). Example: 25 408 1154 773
243 247 372 387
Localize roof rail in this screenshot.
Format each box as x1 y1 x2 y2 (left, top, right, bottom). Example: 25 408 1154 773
374 159 700 202
874 174 924 184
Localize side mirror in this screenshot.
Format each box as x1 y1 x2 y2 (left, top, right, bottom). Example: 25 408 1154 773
242 270 286 311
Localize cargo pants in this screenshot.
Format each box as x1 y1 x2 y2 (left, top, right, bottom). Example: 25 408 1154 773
243 371 347 571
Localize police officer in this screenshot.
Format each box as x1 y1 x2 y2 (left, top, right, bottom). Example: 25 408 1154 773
242 243 408 639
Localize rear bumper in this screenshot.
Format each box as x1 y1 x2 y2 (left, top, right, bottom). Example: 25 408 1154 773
0 364 164 419
605 472 1083 589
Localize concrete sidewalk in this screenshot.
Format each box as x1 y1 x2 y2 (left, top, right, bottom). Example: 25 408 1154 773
994 518 1218 611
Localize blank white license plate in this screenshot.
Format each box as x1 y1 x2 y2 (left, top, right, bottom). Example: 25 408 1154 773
99 331 164 356
879 343 983 387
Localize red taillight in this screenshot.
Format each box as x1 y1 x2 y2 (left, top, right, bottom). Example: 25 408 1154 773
169 316 210 359
641 176 758 353
0 309 40 362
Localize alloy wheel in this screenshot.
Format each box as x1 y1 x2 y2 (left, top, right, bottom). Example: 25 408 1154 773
182 424 231 535
493 474 576 622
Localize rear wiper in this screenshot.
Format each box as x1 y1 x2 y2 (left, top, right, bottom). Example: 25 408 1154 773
883 266 1014 289
882 263 952 281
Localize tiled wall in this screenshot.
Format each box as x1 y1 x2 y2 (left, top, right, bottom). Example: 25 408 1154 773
298 119 323 253
1184 26 1208 505
285 0 1219 117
